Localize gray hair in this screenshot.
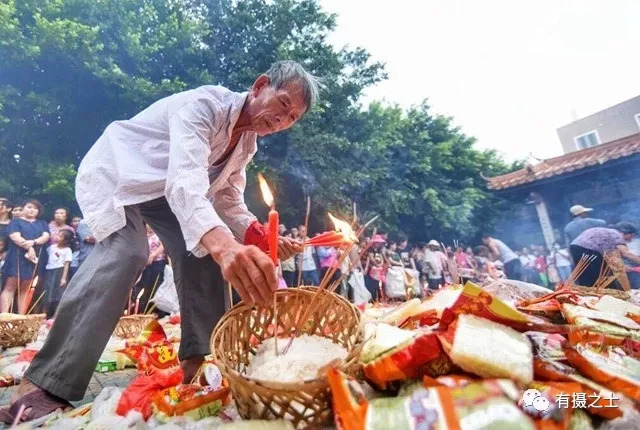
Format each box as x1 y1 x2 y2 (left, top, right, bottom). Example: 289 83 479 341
264 60 321 112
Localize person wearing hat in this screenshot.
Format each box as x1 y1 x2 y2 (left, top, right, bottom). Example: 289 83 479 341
364 234 386 300
564 205 606 245
570 223 640 289
423 240 447 289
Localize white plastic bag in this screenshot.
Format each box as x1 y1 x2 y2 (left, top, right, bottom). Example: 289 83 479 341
385 266 406 299
91 387 123 420
348 271 371 305
404 268 421 297
150 265 179 314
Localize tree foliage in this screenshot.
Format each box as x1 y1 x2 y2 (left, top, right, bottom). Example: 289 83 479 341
0 0 516 241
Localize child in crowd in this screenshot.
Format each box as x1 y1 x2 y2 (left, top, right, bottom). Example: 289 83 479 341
43 230 74 317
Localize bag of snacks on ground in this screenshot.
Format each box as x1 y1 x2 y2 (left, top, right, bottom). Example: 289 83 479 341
116 320 183 419
360 323 451 390
438 314 534 384
329 368 535 430
152 384 230 421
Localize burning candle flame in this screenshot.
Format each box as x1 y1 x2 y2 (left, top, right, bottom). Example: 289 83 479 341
136 288 145 300
257 173 274 208
32 276 39 288
328 213 358 243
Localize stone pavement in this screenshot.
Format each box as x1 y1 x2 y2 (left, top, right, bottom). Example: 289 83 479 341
0 368 137 408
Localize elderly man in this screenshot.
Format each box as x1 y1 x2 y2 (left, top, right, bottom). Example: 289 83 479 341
1 61 318 422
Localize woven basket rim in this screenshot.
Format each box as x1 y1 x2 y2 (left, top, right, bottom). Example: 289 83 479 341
0 313 46 321
211 288 363 389
118 314 157 320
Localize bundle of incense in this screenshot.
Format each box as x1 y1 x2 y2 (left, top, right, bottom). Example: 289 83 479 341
305 231 356 247
518 255 596 308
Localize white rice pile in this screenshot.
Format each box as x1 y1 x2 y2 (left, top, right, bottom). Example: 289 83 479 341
246 334 348 383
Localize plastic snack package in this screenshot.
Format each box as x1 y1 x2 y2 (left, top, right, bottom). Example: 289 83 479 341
422 374 476 389
116 320 184 419
520 381 583 430
329 368 535 430
438 314 534 384
360 323 451 390
564 344 640 403
526 332 567 361
533 357 622 420
440 282 547 333
152 384 230 421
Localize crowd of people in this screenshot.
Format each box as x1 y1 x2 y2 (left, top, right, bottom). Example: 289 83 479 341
2 196 640 314
0 197 168 317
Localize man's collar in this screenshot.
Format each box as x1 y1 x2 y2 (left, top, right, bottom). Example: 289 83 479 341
226 91 250 136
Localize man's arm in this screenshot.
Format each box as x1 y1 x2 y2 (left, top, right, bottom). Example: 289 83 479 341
166 99 276 305
77 222 95 244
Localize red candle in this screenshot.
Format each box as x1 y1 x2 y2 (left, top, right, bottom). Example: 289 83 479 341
268 207 279 265
258 173 279 265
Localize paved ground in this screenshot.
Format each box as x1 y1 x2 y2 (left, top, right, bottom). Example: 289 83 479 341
0 368 137 408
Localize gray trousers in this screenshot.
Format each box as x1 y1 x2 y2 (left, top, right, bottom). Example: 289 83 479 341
25 198 226 400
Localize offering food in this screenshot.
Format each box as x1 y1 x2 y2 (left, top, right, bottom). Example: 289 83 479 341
565 344 640 402
439 314 534 384
246 335 348 383
329 368 535 430
360 323 450 390
152 384 230 421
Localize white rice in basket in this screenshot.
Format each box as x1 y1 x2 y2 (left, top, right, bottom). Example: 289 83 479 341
246 334 348 383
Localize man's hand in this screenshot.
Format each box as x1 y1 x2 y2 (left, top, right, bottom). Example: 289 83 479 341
202 228 277 306
85 235 96 244
279 237 302 261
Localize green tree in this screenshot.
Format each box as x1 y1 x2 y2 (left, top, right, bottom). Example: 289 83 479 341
0 0 515 240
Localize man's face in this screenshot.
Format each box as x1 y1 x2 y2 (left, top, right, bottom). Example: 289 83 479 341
399 240 408 250
290 227 299 238
278 224 286 235
246 76 308 137
482 237 490 245
71 217 82 229
54 208 67 224
298 226 307 238
0 201 8 216
623 233 635 242
12 206 22 217
429 245 439 252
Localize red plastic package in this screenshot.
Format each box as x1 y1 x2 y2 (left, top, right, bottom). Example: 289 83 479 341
116 320 184 419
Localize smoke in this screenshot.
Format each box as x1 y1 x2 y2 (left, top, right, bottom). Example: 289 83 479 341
284 152 319 196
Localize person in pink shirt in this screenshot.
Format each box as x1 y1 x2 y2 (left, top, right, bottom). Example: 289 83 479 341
48 207 74 245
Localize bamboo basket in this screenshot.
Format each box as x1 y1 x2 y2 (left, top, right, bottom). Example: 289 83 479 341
211 288 363 429
114 314 156 339
0 314 46 348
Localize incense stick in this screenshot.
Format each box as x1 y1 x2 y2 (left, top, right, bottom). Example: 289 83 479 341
143 273 162 314
273 292 279 356
328 227 378 296
227 282 233 309
27 291 46 315
283 215 378 354
296 197 311 287
146 303 157 315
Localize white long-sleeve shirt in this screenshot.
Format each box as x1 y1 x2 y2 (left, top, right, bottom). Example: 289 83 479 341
76 85 258 257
